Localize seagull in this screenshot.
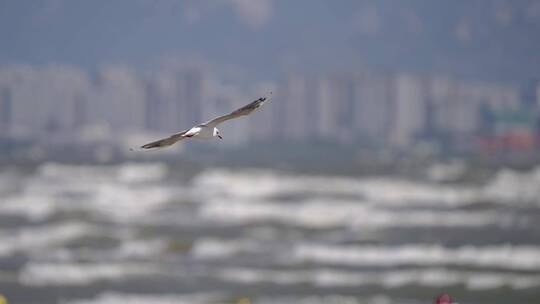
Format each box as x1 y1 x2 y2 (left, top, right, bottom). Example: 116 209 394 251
139 93 271 150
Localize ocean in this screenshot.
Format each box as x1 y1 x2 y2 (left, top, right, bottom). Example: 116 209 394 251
0 162 539 304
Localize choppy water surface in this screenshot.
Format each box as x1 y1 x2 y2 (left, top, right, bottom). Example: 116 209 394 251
0 163 539 304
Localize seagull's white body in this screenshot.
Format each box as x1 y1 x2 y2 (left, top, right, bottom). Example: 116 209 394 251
184 126 215 139
140 93 271 150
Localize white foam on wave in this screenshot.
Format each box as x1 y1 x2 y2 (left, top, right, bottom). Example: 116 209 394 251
216 267 540 290
194 169 479 207
19 262 159 286
191 238 540 271
0 222 100 257
483 166 540 204
65 292 384 304
65 292 225 304
0 162 177 222
5 164 540 227
191 237 262 259
38 163 116 182
0 221 164 263
42 238 168 263
294 243 540 271
199 199 502 229
37 162 168 184
88 183 173 221
116 239 168 259
195 167 540 207
0 184 172 222
117 163 169 183
256 295 368 304
0 194 58 220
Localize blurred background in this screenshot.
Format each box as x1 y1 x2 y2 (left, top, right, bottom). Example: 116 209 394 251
1 1 540 303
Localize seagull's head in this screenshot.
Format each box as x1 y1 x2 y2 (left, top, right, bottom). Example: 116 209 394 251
213 128 223 140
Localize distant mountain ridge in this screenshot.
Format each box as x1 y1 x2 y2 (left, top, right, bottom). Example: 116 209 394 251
0 0 539 83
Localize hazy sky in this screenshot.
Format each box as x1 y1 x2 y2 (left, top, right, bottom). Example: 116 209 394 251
1 0 540 82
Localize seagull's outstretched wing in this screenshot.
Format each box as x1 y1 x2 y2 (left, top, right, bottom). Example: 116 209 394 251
204 94 270 127
140 129 189 149
138 93 271 150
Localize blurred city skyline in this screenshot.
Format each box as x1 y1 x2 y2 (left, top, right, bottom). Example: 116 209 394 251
0 63 536 152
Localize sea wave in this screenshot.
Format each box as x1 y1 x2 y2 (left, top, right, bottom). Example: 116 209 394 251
0 163 177 222
199 199 506 229
19 262 159 286
483 167 540 203
2 163 540 303
293 243 540 270
193 169 480 207
191 237 265 260
38 238 168 263
65 292 226 304
216 267 540 290
195 167 540 207
54 291 383 304
37 162 168 184
0 222 101 257
190 238 540 271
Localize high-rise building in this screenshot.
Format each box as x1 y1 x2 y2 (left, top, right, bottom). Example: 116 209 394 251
316 75 356 143
353 72 393 144
92 65 146 133
178 69 205 128
520 78 539 108
52 66 91 134
334 75 356 143
303 77 321 139
144 79 161 131
315 77 339 139
425 76 452 131
445 81 520 138
0 87 12 134
537 83 540 107
390 73 426 147
72 94 87 130
281 75 311 140
147 72 184 132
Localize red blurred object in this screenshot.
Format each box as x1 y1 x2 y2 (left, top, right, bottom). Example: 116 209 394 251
477 129 537 153
433 293 453 304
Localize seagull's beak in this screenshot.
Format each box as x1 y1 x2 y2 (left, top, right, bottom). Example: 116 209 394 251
218 135 223 140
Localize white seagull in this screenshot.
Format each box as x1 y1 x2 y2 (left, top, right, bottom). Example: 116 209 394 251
139 93 271 150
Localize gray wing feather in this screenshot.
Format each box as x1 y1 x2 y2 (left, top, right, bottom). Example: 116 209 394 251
140 129 189 149
204 96 268 127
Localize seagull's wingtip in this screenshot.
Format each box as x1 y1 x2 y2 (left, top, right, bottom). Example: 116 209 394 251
129 147 145 152
261 91 272 101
